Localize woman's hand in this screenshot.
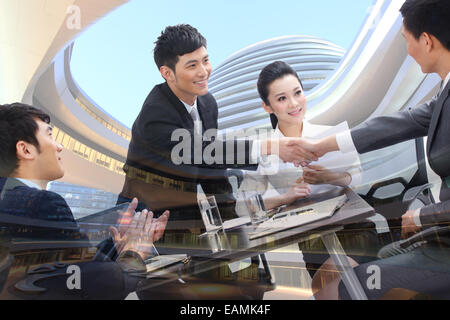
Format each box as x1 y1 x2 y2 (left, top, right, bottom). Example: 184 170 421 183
281 178 311 205
303 165 352 187
110 198 170 259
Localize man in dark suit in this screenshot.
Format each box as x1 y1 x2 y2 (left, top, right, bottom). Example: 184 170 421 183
310 0 450 299
118 24 318 229
0 103 169 299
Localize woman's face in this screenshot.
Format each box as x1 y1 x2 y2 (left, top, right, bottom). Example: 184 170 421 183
263 74 306 127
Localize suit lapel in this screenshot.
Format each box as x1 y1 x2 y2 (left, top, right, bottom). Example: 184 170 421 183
160 82 215 133
427 82 450 153
160 82 195 131
197 97 214 131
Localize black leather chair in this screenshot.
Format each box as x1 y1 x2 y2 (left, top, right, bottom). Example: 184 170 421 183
360 138 436 245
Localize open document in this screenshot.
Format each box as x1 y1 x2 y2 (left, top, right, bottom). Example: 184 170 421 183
248 194 348 240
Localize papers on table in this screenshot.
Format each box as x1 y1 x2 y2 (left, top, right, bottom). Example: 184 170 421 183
145 254 188 273
248 195 348 240
223 217 251 230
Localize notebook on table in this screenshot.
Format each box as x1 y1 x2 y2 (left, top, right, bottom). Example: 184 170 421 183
249 194 348 240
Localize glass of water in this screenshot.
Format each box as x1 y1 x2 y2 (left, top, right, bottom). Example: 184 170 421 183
244 193 268 225
198 196 223 233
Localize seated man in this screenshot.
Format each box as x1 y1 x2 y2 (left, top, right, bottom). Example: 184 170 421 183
310 0 450 299
0 103 169 299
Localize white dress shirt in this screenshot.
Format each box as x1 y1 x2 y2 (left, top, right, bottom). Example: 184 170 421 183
16 178 43 190
180 99 203 136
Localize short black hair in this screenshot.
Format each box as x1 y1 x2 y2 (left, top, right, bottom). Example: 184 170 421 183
0 103 50 177
153 24 207 72
400 0 450 50
257 61 304 129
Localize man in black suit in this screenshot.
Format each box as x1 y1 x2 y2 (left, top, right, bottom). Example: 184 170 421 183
118 24 318 229
0 103 169 299
310 0 450 299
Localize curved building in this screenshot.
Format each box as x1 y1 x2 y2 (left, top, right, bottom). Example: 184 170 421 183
0 0 442 198
209 36 345 131
0 0 447 300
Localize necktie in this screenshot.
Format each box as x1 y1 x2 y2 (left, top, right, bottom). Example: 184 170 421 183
190 108 202 136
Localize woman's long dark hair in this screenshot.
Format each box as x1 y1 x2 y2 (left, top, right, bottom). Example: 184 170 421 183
257 61 303 129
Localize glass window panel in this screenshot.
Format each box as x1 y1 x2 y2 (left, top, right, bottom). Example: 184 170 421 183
62 135 70 148
52 127 59 139
68 138 75 150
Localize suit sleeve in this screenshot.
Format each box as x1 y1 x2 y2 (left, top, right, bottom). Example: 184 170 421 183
420 200 450 227
130 95 256 174
27 260 143 300
350 96 436 154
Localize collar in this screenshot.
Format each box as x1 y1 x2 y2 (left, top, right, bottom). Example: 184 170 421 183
180 98 198 114
0 178 42 200
15 178 43 190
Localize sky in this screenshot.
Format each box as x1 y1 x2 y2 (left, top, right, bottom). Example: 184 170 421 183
70 0 375 128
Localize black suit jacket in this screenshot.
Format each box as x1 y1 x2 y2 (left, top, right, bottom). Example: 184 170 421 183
351 80 450 226
120 83 257 227
0 178 142 299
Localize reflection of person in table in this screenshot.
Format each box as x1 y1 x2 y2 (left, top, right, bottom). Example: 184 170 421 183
235 61 377 289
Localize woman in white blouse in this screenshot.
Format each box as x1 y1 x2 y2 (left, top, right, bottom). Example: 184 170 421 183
237 61 361 213
236 61 375 291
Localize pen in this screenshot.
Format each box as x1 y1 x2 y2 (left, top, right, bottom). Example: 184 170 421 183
331 197 348 215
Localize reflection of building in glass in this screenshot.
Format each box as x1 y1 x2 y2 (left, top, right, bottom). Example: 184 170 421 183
209 36 345 131
51 126 125 176
48 182 118 219
75 98 131 141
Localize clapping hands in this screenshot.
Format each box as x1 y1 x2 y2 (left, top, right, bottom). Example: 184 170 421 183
110 198 170 259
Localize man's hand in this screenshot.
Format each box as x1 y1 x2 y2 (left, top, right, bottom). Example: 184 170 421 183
110 198 170 259
401 210 421 240
303 165 352 187
314 135 340 158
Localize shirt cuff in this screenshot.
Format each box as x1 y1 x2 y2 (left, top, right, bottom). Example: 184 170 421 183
413 208 422 227
251 139 261 164
336 130 356 154
349 170 362 188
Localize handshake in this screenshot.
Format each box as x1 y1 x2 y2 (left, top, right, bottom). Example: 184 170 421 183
262 135 339 165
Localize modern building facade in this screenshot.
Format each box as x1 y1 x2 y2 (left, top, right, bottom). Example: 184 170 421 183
210 36 345 131
1 0 440 198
